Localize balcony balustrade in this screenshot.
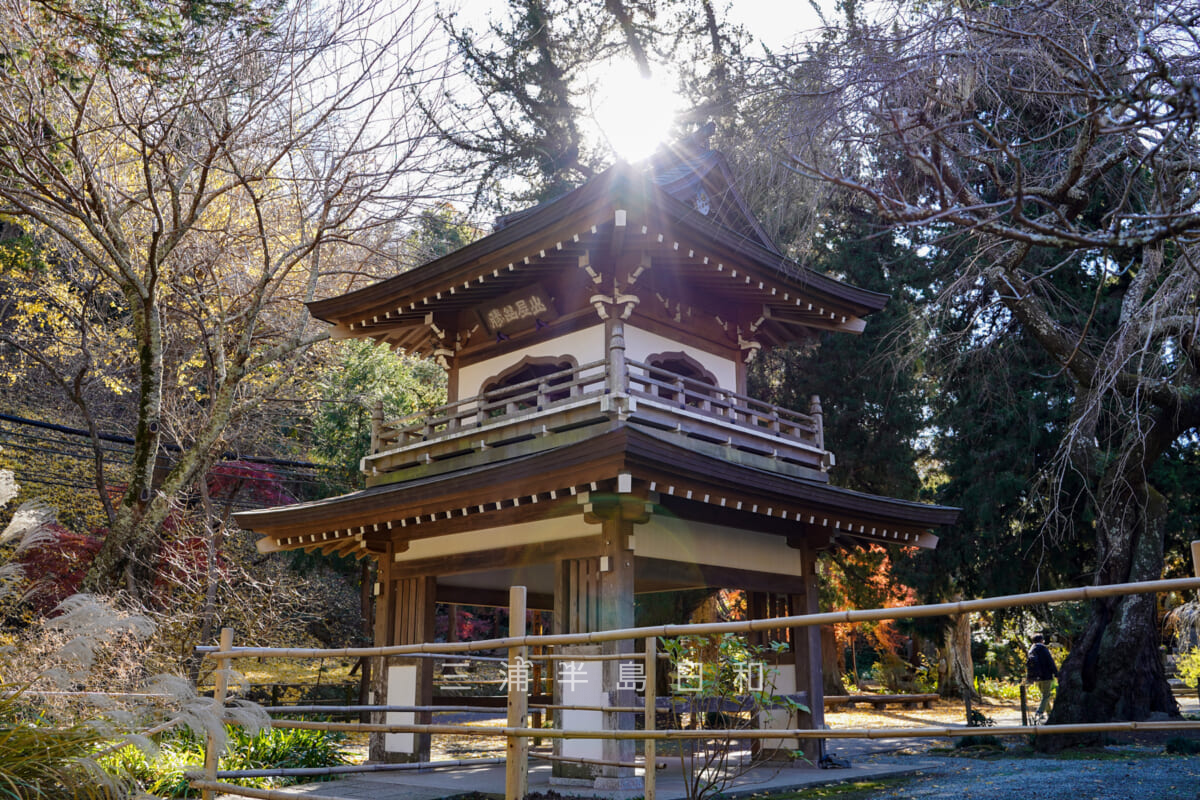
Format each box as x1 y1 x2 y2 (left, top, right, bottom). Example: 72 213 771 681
365 358 829 477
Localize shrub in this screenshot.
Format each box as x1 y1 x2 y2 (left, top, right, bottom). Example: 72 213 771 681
1179 648 1200 690
107 726 348 798
1165 736 1200 755
228 725 348 772
953 734 1003 751
977 677 1023 701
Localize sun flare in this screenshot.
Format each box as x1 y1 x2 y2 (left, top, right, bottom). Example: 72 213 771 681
589 60 682 162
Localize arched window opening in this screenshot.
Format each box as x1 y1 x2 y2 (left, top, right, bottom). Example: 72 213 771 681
647 352 717 406
481 356 576 413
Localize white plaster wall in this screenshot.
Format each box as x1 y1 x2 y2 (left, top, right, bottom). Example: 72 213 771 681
634 517 804 576
395 516 591 562
559 656 605 761
623 325 736 389
759 664 801 751
455 325 606 399
385 664 417 754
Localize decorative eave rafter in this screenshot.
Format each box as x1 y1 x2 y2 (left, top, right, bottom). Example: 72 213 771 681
236 427 956 557
258 481 602 558
308 165 887 355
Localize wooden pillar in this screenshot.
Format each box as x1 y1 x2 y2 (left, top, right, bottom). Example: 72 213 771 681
606 315 629 397
370 399 384 454
597 514 637 791
370 544 436 764
1192 540 1200 593
398 575 437 762
552 556 605 782
551 496 641 791
790 541 825 764
808 396 824 452
747 591 768 649
368 546 395 763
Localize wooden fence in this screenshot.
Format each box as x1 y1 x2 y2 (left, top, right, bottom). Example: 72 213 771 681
192 566 1200 800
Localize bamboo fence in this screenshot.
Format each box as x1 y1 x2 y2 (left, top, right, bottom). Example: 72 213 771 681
198 571 1200 800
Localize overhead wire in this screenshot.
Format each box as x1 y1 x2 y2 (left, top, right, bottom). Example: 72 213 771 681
0 414 359 508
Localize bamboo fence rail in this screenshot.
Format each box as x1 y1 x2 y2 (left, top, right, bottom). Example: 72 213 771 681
189 757 507 780
265 718 1200 740
261 704 503 715
190 782 350 800
197 568 1200 800
204 577 1200 661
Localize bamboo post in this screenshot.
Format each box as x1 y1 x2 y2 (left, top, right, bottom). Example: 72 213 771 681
202 627 234 800
531 612 543 747
506 586 529 800
644 636 657 800
1020 684 1028 727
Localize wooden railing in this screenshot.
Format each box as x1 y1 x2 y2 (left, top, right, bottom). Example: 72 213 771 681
373 359 608 452
624 359 824 451
367 358 826 473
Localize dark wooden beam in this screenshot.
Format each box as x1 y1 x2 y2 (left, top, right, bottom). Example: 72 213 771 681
391 535 606 580
435 584 554 610
634 556 807 594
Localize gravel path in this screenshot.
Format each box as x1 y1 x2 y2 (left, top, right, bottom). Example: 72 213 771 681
333 695 1200 799
858 751 1200 800
821 694 1200 799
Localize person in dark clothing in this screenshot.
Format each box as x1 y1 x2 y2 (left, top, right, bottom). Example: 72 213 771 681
1026 633 1058 722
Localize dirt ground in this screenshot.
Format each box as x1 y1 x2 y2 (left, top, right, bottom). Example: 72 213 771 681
342 694 1199 764
823 696 1020 731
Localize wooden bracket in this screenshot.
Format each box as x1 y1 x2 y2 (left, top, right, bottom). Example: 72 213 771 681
582 496 653 525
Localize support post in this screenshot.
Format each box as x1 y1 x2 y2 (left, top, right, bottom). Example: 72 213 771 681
644 635 657 800
368 546 395 763
597 515 637 790
791 542 825 764
606 316 628 397
1192 540 1200 591
202 627 234 800
808 395 824 451
370 399 384 454
507 585 529 800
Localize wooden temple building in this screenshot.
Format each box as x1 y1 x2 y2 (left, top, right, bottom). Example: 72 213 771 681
235 134 958 790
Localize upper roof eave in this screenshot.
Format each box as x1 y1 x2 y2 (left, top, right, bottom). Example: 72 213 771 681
307 166 630 325
648 185 889 315
307 162 889 328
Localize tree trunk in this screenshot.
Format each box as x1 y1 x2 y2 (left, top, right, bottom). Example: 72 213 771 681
821 625 846 696
84 294 166 598
85 353 241 596
1046 476 1178 746
940 610 978 701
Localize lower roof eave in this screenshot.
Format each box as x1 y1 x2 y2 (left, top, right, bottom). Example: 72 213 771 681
236 426 959 554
